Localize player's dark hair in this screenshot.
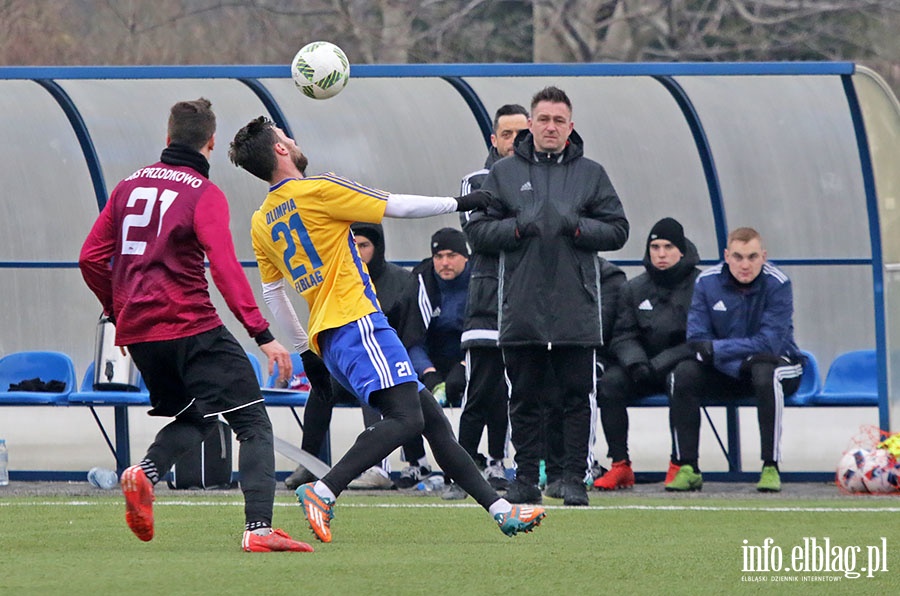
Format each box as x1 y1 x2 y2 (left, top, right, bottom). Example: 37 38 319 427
530 86 572 113
492 104 529 132
229 116 279 182
168 98 216 151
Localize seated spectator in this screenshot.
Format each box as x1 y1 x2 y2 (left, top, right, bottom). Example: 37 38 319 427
667 227 804 493
395 227 471 489
594 217 700 490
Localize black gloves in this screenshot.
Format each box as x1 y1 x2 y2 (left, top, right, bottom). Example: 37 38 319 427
421 370 443 392
560 215 581 238
649 344 696 376
455 190 492 212
300 350 332 398
690 340 714 363
628 362 653 386
515 214 540 239
444 362 467 406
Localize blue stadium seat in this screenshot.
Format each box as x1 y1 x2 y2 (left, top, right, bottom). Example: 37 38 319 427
67 362 150 405
787 350 822 405
811 349 878 407
264 352 304 389
0 351 76 405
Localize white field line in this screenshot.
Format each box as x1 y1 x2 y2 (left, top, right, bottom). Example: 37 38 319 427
2 501 900 513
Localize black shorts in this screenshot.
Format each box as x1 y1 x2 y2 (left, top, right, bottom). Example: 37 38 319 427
128 325 263 418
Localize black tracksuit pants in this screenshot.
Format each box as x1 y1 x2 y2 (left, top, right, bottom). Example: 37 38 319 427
458 347 510 463
503 346 596 485
597 364 670 462
669 358 802 466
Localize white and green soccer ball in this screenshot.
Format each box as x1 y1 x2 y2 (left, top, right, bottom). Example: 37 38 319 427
291 41 350 100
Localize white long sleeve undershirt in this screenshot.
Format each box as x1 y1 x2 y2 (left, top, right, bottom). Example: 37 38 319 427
385 193 458 218
261 279 310 354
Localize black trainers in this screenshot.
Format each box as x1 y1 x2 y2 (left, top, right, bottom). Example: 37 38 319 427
505 479 543 504
284 464 317 490
562 480 589 506
395 465 431 489
544 479 566 499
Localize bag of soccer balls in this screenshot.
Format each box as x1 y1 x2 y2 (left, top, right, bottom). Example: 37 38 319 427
836 428 900 494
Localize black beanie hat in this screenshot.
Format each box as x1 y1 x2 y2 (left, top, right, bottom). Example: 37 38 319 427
431 227 469 258
647 217 686 254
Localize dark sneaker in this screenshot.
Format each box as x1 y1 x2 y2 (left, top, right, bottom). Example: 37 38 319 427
395 465 431 489
562 480 589 506
544 479 566 499
284 464 317 491
482 462 509 490
590 461 609 484
505 479 543 504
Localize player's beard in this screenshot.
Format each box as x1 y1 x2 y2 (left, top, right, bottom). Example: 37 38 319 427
292 147 309 175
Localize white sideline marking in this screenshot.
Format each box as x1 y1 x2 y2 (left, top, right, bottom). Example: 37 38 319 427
3 501 899 513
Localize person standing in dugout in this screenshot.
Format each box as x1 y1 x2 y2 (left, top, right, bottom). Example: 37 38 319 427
465 86 630 507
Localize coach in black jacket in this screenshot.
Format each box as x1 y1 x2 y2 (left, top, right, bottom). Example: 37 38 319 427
465 86 629 506
594 218 700 491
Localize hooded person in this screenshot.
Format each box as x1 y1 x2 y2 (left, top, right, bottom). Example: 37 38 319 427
593 217 701 491
350 222 419 343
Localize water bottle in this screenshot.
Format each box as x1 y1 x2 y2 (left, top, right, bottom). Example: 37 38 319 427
415 475 445 492
0 439 8 486
87 466 119 490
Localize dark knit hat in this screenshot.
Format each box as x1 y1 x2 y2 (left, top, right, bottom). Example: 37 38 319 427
431 227 469 258
647 217 686 254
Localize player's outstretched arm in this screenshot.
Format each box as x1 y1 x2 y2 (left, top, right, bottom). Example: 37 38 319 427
384 190 492 218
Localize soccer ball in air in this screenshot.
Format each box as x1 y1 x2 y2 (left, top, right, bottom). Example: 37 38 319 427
291 41 350 100
836 448 870 492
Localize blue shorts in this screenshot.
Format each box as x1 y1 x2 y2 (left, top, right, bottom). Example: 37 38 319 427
319 312 423 405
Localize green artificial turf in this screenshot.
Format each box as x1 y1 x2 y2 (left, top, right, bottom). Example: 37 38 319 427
2 492 898 595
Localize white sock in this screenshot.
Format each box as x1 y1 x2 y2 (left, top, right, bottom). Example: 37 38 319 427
314 480 336 501
489 498 512 518
250 527 273 536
